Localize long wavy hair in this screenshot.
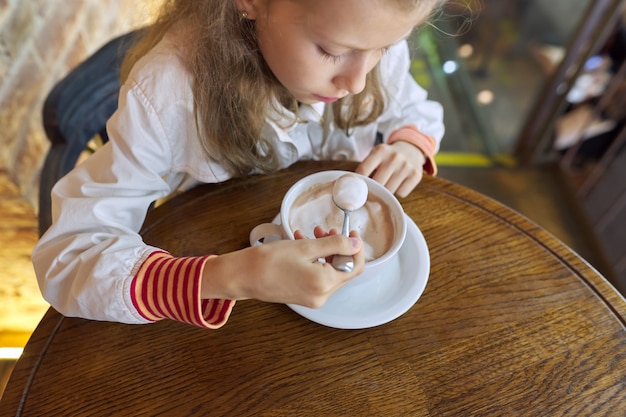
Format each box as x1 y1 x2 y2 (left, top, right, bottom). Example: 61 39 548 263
121 0 445 177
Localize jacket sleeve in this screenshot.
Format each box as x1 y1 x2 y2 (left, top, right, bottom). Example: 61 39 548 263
32 72 235 327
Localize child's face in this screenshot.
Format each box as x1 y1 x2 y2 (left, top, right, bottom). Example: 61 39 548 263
250 0 433 104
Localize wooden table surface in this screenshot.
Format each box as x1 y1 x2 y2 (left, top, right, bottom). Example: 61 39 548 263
2 161 625 416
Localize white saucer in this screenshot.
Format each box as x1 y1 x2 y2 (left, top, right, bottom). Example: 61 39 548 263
288 214 430 329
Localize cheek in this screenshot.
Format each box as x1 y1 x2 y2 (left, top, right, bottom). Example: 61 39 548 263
366 52 384 73
278 49 327 84
258 40 294 80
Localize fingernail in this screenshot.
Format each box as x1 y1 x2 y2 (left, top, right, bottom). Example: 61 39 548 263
350 237 360 249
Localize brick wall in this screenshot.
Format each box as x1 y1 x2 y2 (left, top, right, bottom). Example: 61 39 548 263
0 0 154 210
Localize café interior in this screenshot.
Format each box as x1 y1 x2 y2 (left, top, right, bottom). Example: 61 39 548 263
1 0 626 398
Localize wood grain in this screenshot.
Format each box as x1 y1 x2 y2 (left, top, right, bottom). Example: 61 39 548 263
2 161 624 416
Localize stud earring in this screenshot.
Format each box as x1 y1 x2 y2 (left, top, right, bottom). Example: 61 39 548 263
241 11 249 19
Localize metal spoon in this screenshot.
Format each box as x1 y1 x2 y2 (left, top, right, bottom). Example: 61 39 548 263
331 174 368 272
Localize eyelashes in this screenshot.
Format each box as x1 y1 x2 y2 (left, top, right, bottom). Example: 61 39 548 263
317 47 344 64
317 46 391 64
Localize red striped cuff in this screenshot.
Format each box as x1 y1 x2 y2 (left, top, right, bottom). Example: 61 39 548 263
387 125 438 175
131 251 235 329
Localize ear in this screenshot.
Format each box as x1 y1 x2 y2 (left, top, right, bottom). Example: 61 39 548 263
234 0 261 20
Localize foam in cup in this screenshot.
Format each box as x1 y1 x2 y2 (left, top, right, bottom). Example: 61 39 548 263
289 179 394 261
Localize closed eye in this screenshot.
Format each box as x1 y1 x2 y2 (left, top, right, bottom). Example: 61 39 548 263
317 46 344 64
317 45 391 64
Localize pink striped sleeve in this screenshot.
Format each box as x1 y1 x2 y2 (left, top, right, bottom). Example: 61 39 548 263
387 125 438 176
130 251 235 329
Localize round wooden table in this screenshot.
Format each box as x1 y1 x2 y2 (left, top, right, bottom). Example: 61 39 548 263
2 161 625 416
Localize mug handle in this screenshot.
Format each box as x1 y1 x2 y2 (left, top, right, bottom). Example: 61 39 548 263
249 223 287 246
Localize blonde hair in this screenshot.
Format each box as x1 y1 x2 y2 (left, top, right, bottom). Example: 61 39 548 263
121 0 445 177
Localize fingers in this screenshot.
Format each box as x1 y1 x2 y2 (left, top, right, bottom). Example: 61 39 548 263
294 227 338 240
267 235 365 307
297 233 363 262
355 146 382 178
347 230 366 273
394 170 422 198
222 231 366 308
371 161 416 196
356 143 426 197
313 225 339 238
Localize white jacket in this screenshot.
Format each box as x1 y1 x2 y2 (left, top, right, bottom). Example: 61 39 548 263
32 35 444 324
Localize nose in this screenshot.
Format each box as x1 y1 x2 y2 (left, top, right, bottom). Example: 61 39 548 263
333 57 371 95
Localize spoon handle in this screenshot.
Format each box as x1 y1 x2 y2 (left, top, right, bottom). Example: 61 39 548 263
332 210 354 272
341 210 350 237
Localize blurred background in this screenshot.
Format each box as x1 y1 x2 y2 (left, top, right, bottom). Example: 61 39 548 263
1 0 625 395
407 0 626 296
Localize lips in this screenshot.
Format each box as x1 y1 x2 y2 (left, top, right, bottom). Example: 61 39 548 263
313 94 340 103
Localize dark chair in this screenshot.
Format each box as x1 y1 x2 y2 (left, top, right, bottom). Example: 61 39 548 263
39 30 141 236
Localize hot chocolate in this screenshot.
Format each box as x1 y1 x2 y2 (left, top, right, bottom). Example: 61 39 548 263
289 180 394 261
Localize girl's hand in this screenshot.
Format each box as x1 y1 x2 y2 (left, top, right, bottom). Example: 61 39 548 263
202 231 365 308
356 141 426 197
294 225 339 264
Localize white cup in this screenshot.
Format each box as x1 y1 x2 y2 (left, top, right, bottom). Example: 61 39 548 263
249 170 407 287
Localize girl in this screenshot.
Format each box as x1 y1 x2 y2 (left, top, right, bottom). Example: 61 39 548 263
33 0 446 328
